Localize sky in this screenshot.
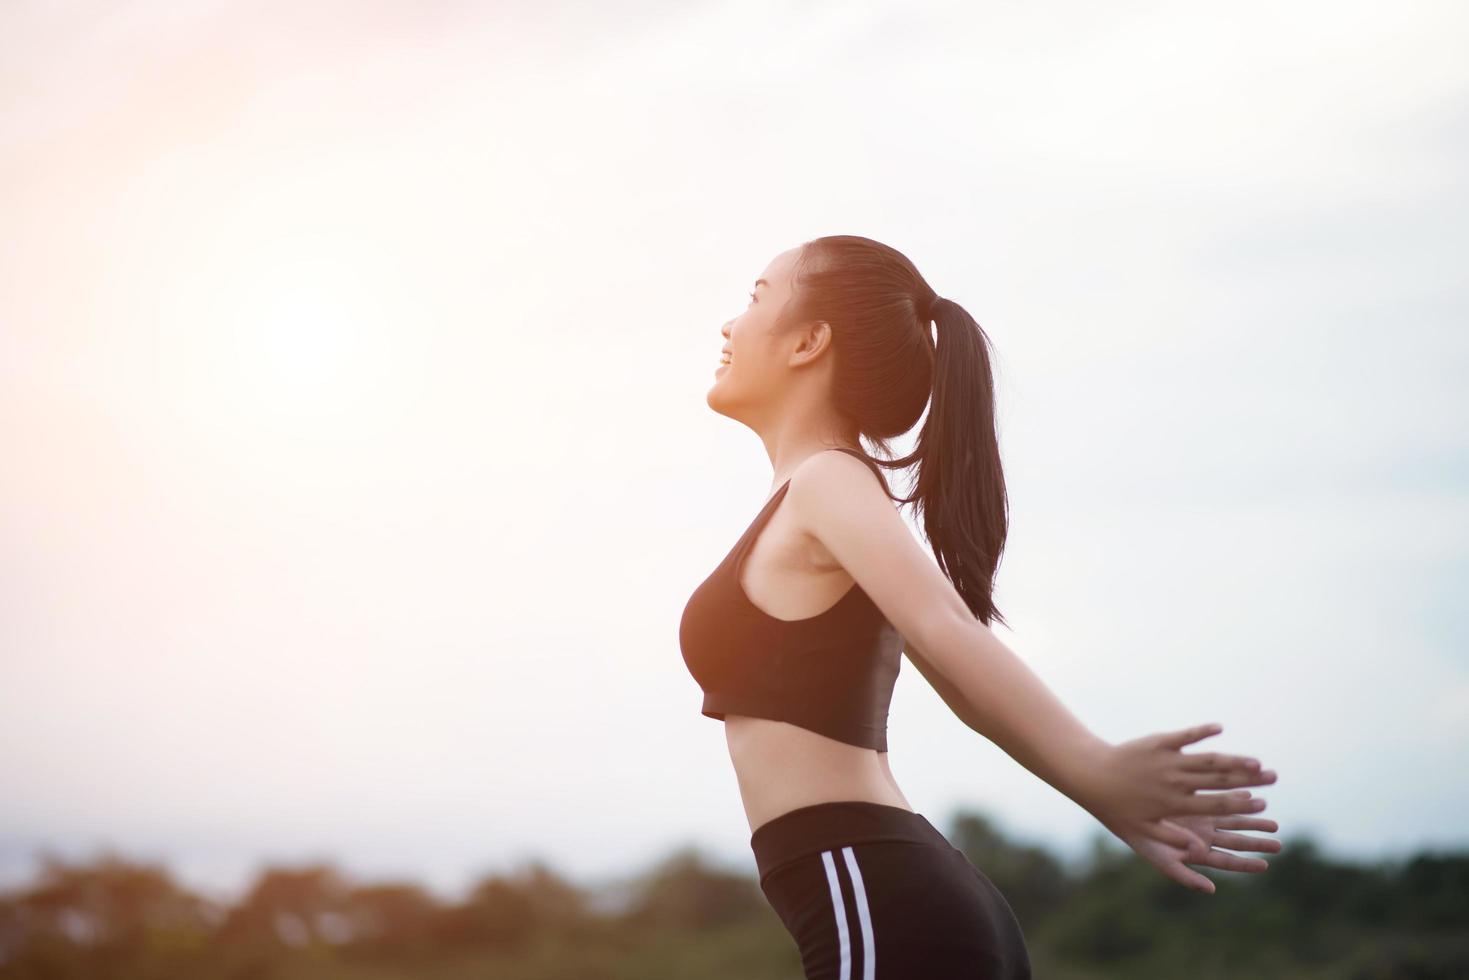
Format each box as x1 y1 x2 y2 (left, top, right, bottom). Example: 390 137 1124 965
1 0 1466 905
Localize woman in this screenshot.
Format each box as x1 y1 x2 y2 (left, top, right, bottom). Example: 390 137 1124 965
678 235 1281 979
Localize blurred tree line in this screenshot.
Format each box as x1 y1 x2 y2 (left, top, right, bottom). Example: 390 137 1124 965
0 808 1464 980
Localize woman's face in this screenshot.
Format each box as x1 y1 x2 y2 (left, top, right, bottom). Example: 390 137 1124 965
708 246 804 414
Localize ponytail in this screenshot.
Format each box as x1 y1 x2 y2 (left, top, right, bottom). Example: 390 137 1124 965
897 295 1010 627
782 236 1010 626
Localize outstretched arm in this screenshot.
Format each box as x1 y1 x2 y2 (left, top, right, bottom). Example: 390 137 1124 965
900 627 1267 815
786 451 1279 890
902 628 1278 890
900 630 1107 806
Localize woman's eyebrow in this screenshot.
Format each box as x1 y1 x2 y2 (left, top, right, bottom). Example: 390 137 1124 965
753 278 769 290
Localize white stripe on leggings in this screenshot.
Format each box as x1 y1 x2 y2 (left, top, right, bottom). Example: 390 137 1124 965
841 845 876 980
820 850 852 980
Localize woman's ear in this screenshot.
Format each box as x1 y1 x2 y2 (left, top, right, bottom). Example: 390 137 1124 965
792 320 834 364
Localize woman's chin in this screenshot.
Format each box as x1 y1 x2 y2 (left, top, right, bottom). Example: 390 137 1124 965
705 381 733 413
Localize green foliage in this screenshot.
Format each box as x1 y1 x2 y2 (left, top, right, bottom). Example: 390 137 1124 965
947 810 1073 928
1 814 1464 980
621 846 767 932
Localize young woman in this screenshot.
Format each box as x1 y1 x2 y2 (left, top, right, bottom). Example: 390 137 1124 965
679 235 1281 979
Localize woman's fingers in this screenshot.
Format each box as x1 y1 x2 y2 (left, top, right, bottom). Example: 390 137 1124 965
1132 834 1217 892
1191 848 1270 873
1178 751 1263 773
1179 789 1267 816
1209 830 1283 854
1157 722 1224 750
1160 856 1217 893
1214 815 1279 833
1154 818 1208 857
1176 768 1278 791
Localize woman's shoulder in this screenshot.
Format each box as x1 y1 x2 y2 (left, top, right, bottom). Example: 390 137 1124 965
790 446 893 502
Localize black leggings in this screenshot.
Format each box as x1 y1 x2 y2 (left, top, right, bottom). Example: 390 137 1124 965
751 800 1032 979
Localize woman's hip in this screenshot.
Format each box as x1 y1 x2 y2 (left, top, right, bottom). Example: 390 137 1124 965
751 800 1032 979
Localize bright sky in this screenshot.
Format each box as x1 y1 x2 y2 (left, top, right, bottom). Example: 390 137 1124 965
2 0 1466 903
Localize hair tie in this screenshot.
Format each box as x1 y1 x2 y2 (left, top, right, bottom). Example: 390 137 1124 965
926 294 944 321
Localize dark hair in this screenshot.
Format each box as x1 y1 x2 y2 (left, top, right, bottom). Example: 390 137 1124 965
776 235 1010 627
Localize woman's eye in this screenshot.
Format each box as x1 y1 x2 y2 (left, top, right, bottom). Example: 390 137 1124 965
747 291 757 304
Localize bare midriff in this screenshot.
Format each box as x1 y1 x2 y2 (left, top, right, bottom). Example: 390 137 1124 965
725 713 914 835
727 477 916 834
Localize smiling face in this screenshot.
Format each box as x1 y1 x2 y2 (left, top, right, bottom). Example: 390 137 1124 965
707 245 820 419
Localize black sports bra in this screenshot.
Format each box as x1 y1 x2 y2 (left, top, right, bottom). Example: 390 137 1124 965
678 448 903 751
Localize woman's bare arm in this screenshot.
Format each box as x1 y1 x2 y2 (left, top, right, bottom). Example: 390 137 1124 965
900 629 1109 807
785 449 1277 890
786 450 1111 800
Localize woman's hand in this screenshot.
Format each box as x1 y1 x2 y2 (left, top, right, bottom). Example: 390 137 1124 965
1126 809 1283 893
1072 722 1278 891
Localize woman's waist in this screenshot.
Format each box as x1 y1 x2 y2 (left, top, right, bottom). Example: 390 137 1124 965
736 771 911 831
725 716 891 785
746 798 952 885
725 724 908 829
723 711 886 757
